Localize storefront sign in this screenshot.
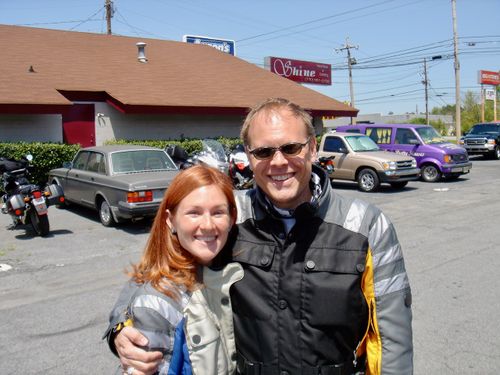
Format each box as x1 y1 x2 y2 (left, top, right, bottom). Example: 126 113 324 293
485 89 496 101
478 70 500 86
265 56 331 85
183 35 235 55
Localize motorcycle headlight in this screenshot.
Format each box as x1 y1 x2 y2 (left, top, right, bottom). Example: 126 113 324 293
382 161 397 170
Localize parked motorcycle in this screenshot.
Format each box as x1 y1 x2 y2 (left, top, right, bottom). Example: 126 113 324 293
315 155 335 175
0 154 65 236
166 139 229 174
228 144 254 190
165 144 194 170
194 139 230 174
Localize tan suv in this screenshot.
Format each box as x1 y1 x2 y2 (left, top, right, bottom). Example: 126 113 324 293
318 131 420 192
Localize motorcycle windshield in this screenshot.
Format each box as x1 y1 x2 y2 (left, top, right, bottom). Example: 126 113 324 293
202 139 227 162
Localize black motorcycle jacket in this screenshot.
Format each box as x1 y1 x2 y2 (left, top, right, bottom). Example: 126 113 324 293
229 165 413 375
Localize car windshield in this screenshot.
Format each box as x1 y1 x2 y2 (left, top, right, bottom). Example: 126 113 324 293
111 150 177 174
468 124 499 134
345 135 380 152
415 126 445 144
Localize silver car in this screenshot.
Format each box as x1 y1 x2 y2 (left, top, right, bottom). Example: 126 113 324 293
48 145 179 226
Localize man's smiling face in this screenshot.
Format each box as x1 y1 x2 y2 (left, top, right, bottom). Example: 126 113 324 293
246 108 317 210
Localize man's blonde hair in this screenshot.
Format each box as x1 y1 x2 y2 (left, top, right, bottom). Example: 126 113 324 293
240 98 315 147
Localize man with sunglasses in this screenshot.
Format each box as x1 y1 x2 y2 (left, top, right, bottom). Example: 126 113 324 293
108 98 413 375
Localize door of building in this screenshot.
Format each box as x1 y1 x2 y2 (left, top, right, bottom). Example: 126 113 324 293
62 104 95 146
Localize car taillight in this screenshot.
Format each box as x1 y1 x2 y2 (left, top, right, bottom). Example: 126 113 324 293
127 190 153 203
235 162 246 171
323 160 334 167
32 191 42 199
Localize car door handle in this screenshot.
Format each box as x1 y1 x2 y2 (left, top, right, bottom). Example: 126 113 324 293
91 177 95 181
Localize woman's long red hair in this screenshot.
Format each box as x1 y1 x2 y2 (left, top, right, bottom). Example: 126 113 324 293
129 165 237 299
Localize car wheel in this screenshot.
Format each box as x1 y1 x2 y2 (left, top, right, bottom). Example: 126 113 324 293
99 200 116 227
390 181 408 189
493 146 500 160
357 169 379 192
421 164 441 182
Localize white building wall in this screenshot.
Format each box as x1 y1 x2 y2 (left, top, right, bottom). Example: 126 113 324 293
94 102 244 145
2 103 329 145
0 114 63 142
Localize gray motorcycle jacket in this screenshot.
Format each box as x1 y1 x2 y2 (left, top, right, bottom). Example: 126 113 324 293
228 165 413 375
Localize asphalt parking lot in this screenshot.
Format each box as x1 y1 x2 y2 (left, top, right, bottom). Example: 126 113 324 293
1 156 499 374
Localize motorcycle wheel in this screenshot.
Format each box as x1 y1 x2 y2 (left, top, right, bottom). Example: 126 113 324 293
29 209 50 236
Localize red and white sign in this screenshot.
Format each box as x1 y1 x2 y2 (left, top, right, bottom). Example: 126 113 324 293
266 56 331 85
478 70 500 86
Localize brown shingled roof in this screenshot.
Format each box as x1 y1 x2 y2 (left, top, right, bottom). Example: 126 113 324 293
0 24 357 117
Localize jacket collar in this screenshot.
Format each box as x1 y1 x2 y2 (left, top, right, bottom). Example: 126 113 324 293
253 164 332 221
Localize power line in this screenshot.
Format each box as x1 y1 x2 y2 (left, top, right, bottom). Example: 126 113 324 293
236 0 426 48
345 39 454 65
69 6 105 31
236 0 399 43
114 9 143 36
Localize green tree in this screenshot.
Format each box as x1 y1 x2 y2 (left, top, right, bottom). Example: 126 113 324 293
408 117 447 134
461 91 482 132
431 104 455 116
431 90 499 134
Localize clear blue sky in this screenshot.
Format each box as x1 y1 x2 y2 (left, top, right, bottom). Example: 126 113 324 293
1 0 499 116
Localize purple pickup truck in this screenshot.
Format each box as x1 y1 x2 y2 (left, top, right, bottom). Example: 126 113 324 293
336 123 472 182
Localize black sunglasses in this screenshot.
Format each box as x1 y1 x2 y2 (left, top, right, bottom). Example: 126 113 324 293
247 138 311 160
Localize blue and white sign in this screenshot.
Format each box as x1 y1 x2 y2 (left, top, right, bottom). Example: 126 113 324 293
183 35 236 56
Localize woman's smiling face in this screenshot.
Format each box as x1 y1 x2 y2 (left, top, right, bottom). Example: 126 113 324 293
166 184 233 265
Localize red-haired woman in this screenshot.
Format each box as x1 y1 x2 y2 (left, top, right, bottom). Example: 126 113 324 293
105 165 242 375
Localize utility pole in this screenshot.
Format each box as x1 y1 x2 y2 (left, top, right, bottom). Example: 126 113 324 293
422 58 429 124
105 0 114 35
336 38 358 124
481 84 485 122
451 0 461 140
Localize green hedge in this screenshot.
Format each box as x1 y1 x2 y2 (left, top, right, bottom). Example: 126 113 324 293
0 142 80 189
1 138 246 189
1 135 327 191
107 137 243 154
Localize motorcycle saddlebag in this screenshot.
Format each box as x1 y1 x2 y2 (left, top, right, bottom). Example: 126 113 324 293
8 194 26 212
44 184 64 206
166 145 189 161
0 158 25 173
